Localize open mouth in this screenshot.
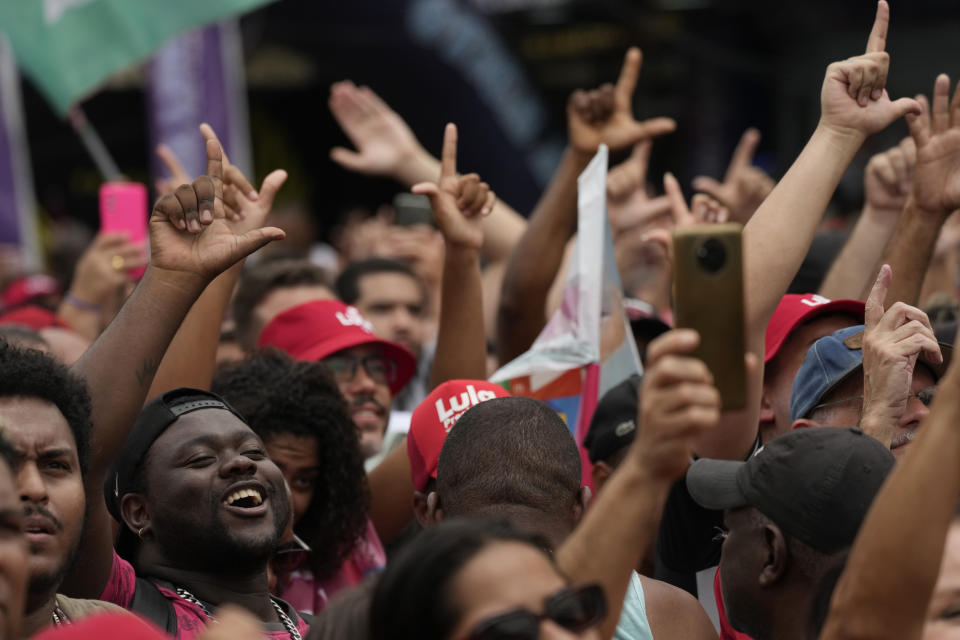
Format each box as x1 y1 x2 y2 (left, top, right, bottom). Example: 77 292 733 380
222 487 265 509
23 515 56 537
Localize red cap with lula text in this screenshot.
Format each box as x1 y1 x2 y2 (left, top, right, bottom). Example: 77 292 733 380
258 299 417 395
408 379 512 491
764 294 864 363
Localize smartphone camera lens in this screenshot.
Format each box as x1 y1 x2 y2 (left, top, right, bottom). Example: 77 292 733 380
697 238 726 273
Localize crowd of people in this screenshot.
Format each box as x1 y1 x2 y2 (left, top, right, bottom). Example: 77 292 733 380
1 2 960 639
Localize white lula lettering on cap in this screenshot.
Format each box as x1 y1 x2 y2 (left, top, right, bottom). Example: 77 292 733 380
800 294 832 308
335 307 375 333
435 385 498 432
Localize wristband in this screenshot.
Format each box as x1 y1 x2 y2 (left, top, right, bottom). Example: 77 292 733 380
65 292 101 313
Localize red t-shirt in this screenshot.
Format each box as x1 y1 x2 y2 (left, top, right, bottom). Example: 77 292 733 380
100 551 309 640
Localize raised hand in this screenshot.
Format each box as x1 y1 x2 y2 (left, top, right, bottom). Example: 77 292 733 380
606 140 672 233
567 48 676 155
635 329 720 484
664 172 730 227
412 123 492 251
691 128 775 224
329 80 428 178
864 136 917 212
860 264 942 447
907 77 960 215
155 143 191 197
155 134 259 220
67 232 147 305
149 139 285 284
819 1 920 139
199 123 286 232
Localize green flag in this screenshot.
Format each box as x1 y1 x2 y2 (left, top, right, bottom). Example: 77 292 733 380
0 0 276 116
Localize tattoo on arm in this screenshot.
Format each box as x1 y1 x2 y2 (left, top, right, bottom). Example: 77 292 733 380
135 356 162 389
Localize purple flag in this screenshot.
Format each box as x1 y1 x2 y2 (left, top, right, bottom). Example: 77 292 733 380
0 34 40 269
146 20 251 188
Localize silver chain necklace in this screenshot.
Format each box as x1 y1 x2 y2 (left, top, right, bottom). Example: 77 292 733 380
51 605 69 626
174 587 302 640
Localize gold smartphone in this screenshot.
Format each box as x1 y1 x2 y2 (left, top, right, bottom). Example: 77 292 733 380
673 224 746 410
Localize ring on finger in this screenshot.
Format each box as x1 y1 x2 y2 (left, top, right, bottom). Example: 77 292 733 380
111 255 125 271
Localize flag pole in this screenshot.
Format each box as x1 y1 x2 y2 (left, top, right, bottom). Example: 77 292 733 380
67 106 122 182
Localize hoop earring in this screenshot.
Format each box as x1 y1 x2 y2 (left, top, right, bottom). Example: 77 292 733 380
137 527 145 539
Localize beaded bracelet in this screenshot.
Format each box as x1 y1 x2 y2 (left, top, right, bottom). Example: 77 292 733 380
64 292 101 313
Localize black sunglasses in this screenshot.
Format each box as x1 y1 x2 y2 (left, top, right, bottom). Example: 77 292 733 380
466 583 606 640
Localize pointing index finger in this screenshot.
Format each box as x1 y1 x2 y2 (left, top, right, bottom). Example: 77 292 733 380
865 0 889 54
865 264 892 329
614 47 642 111
440 123 458 179
725 128 760 181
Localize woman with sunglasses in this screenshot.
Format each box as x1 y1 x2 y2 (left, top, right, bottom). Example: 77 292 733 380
370 518 605 640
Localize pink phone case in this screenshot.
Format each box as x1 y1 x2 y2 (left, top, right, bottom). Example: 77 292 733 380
99 182 148 279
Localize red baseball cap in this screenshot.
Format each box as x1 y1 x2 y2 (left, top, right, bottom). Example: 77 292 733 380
258 300 417 394
31 612 168 640
408 379 511 491
764 294 864 364
1 274 59 310
0 305 69 331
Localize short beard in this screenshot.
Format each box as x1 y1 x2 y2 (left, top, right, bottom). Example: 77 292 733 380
151 484 290 575
26 511 86 612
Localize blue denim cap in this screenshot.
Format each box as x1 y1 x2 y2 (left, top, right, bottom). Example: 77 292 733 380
790 324 951 423
789 325 866 423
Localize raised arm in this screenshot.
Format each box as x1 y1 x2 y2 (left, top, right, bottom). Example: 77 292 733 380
556 329 719 640
820 325 960 640
819 137 915 300
328 80 525 262
497 48 676 364
880 76 960 306
413 124 492 387
147 124 288 399
698 0 920 460
62 139 285 598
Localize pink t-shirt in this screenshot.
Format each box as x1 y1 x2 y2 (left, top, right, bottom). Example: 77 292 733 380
278 518 386 614
101 551 309 640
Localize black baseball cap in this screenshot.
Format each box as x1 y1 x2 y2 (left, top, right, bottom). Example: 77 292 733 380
584 374 641 464
686 427 894 554
103 388 247 525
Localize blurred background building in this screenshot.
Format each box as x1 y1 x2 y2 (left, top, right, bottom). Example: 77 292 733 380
6 0 960 253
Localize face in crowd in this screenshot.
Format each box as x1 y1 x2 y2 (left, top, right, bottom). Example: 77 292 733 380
348 268 428 360
323 345 396 459
370 519 604 640
760 312 860 444
795 361 935 460
0 398 86 604
121 408 291 574
0 450 27 640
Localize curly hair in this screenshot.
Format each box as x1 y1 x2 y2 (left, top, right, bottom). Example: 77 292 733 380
212 348 369 580
0 340 92 476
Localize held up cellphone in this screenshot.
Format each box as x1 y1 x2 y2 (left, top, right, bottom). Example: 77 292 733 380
393 193 436 228
99 182 148 280
673 223 747 410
